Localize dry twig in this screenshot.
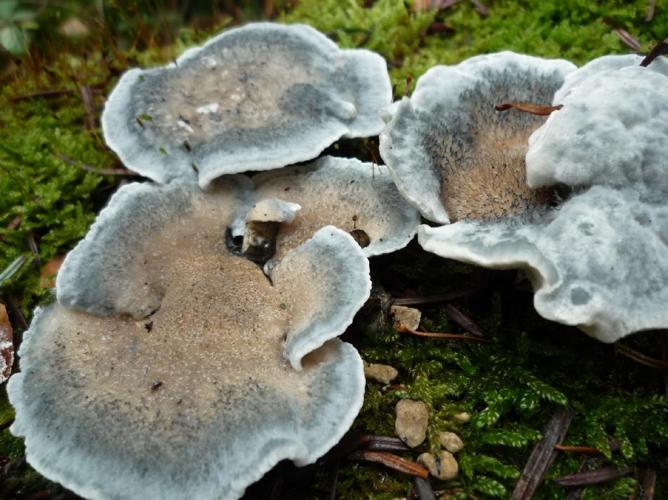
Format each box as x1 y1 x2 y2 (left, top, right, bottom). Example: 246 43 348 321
351 451 429 479
512 407 573 499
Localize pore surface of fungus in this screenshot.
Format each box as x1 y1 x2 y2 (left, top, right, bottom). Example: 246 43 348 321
250 156 420 259
379 52 575 223
10 179 371 500
102 23 392 187
419 186 668 342
527 57 668 189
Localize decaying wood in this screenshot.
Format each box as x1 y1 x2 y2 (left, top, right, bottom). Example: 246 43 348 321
511 406 573 499
553 466 631 487
495 102 563 116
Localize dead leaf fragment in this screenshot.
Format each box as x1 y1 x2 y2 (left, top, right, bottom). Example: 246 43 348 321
0 304 14 383
40 255 65 288
495 102 563 116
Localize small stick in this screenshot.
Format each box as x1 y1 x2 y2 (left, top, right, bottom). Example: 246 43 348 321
645 0 656 22
496 102 563 116
399 325 488 342
10 88 74 102
471 0 489 16
56 152 138 177
414 476 437 500
615 343 668 372
553 466 631 487
614 29 641 51
554 444 600 455
392 289 478 307
640 38 668 67
80 85 97 131
512 407 573 499
442 303 485 337
351 451 429 479
640 467 656 500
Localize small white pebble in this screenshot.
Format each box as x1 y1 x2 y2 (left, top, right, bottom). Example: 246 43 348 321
417 451 459 481
363 362 398 385
453 412 470 423
438 431 464 453
395 399 428 447
390 305 421 331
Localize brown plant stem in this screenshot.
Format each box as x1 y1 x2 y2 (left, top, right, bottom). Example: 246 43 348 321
351 451 429 479
399 325 488 342
495 102 563 116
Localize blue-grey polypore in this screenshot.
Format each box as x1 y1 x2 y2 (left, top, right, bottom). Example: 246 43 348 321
379 51 576 224
8 177 374 500
102 22 392 187
411 53 668 342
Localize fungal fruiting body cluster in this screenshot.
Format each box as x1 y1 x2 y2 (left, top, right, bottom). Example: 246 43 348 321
7 20 668 499
9 23 417 500
393 53 668 342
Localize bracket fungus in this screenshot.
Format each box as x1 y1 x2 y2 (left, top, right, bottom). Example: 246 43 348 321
379 52 575 224
102 22 392 187
250 155 420 260
417 53 668 342
9 178 372 499
526 55 668 189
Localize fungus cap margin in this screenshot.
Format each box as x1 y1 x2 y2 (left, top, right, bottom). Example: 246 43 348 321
101 22 392 187
418 186 668 342
379 51 575 223
13 181 370 499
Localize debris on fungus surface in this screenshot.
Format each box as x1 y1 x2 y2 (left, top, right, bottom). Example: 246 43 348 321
102 23 392 187
418 53 668 342
9 179 372 499
379 51 575 224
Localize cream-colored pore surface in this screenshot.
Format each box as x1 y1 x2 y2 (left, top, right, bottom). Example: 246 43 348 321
47 203 317 430
438 123 552 222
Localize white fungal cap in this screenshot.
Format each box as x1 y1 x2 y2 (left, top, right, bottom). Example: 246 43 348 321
379 52 575 223
527 64 668 190
419 186 668 342
552 54 668 103
102 23 392 187
251 156 420 258
14 180 371 499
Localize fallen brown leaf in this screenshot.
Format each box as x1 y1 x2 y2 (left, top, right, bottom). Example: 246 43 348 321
39 255 65 288
0 304 14 383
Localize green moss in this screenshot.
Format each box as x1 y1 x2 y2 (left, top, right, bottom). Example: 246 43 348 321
2 1 668 498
